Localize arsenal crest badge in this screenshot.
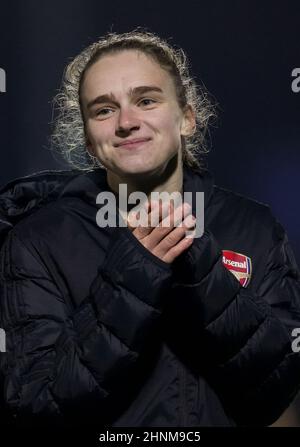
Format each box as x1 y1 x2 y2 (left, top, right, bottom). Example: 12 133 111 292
222 250 252 288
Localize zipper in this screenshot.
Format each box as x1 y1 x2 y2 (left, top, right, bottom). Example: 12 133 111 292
179 363 188 427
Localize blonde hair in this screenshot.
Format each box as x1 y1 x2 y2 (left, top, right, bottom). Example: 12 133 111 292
51 30 216 170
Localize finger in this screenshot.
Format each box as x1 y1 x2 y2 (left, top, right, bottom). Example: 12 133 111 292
162 233 195 264
140 201 178 249
159 202 191 229
154 211 196 255
128 200 164 240
130 199 170 241
148 199 171 227
141 202 190 250
182 214 196 230
127 199 150 229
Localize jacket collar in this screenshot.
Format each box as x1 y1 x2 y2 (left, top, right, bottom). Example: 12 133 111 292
0 166 214 241
72 166 215 208
182 166 214 213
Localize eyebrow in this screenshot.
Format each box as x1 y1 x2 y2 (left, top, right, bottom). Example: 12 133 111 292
86 85 163 110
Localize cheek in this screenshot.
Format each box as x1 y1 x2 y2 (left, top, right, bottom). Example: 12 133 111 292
86 122 112 145
158 113 182 141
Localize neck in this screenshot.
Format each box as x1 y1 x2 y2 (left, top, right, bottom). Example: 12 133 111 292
107 155 183 200
106 155 183 221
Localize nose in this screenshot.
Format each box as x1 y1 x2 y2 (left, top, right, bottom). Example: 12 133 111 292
116 106 140 136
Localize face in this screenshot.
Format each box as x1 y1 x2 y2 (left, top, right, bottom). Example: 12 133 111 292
80 50 195 179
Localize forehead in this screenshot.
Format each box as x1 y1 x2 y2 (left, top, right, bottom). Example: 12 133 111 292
81 50 176 101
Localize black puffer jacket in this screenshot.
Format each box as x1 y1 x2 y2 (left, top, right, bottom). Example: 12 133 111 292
0 167 300 427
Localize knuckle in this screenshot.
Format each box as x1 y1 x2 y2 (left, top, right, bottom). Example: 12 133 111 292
165 232 177 246
183 202 192 213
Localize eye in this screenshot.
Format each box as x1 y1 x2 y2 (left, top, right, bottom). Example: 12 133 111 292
138 98 156 107
95 107 114 118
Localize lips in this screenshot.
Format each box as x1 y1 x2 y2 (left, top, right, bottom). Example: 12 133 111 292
115 138 151 147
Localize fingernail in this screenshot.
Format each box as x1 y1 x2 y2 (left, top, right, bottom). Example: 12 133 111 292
185 215 196 226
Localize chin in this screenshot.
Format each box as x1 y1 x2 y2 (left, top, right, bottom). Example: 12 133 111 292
115 161 161 177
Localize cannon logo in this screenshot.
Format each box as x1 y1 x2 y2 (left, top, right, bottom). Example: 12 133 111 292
222 250 252 288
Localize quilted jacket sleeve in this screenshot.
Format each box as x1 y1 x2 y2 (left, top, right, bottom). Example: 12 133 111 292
0 228 172 426
168 219 300 426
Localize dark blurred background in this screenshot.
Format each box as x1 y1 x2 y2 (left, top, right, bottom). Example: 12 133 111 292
0 0 299 426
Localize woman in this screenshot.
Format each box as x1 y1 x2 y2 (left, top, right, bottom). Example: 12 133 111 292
0 30 300 427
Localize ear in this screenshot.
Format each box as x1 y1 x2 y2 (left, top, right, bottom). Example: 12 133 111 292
180 105 196 137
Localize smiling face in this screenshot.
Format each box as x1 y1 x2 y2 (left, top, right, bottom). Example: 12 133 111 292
80 50 195 182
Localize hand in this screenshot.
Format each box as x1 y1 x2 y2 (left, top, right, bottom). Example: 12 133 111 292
127 200 196 264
